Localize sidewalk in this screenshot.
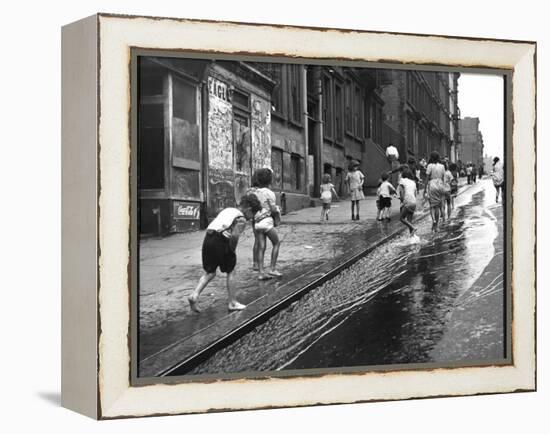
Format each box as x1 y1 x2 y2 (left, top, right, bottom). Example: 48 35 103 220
138 181 467 376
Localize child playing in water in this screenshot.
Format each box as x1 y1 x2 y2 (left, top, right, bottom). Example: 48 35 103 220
398 168 418 238
187 193 262 313
377 172 397 221
320 173 339 222
253 168 283 280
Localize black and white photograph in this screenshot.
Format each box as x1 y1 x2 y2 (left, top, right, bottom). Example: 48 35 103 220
134 55 509 379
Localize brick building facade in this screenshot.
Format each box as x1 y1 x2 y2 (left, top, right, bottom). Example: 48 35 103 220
459 117 485 169
137 56 463 235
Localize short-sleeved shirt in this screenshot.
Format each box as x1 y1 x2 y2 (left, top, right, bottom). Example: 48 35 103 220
207 208 245 239
426 163 446 180
379 181 395 198
254 187 277 223
345 170 365 190
399 178 417 206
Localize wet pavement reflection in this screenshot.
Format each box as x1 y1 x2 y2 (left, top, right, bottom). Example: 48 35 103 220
189 180 505 375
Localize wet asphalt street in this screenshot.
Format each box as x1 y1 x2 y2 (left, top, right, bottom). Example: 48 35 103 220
189 180 505 375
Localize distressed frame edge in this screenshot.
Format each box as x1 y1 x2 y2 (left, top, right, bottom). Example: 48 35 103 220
61 13 101 419
92 15 536 419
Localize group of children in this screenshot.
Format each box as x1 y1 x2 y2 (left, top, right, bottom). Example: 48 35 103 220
188 168 282 313
188 157 461 313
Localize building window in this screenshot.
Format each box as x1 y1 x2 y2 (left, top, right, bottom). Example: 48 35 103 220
268 64 285 117
232 88 250 111
334 82 343 142
354 85 362 136
363 96 371 139
344 79 352 133
289 65 302 125
323 75 333 139
139 102 165 189
290 154 302 191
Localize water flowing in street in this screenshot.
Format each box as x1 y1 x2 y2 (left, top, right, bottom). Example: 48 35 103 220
188 180 505 375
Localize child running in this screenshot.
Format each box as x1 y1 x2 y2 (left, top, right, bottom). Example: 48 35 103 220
253 168 283 280
446 162 459 218
345 161 365 221
398 168 418 238
187 193 262 313
377 172 397 221
320 173 339 222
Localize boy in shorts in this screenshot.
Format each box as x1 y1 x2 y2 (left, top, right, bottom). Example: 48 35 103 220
398 168 418 237
187 193 262 313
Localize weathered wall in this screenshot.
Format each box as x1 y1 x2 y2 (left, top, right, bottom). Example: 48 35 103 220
251 96 271 170
207 79 234 217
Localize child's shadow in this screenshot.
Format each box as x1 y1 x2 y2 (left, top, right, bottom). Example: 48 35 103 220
37 391 61 407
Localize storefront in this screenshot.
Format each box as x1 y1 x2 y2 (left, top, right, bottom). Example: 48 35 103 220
137 57 275 235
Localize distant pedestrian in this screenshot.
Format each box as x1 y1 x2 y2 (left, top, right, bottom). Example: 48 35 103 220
377 172 397 221
443 161 455 219
253 168 283 280
448 162 459 217
471 164 478 183
491 157 505 203
320 173 339 222
466 163 473 184
424 151 448 228
187 193 262 313
398 167 418 238
345 161 365 221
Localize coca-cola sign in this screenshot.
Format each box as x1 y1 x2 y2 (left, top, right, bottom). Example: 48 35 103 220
173 202 200 220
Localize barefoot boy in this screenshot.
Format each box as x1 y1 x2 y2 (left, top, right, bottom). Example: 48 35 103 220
398 168 418 237
188 193 262 313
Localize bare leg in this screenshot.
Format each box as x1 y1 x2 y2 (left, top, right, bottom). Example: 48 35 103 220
252 232 259 270
320 208 326 222
188 272 216 313
257 232 271 280
226 271 246 310
267 228 281 276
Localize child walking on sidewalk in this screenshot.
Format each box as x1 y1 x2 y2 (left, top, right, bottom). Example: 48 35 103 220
187 193 262 313
377 172 397 221
320 173 339 222
345 161 365 221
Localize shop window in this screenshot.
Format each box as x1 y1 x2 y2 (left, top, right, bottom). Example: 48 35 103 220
140 73 164 97
232 89 250 111
139 103 165 189
172 76 196 123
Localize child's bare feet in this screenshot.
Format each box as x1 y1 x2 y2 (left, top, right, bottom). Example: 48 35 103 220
268 269 282 277
228 301 246 311
188 295 201 313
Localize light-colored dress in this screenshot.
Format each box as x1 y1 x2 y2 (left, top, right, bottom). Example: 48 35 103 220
346 170 365 201
426 163 447 206
492 161 504 186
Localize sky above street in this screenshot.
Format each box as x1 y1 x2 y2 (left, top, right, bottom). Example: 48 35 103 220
458 73 504 160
